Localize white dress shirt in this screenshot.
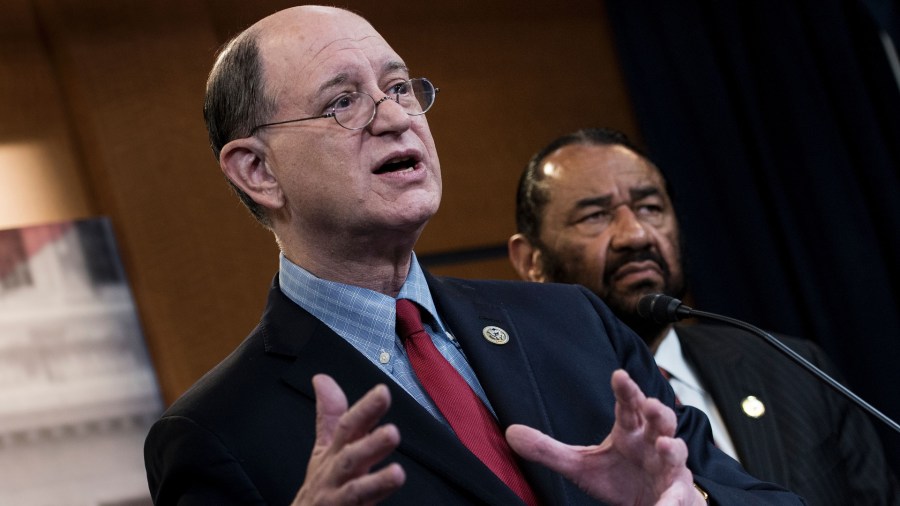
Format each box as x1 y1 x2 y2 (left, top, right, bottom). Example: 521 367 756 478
654 327 741 461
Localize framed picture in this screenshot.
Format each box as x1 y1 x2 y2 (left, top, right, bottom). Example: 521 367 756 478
0 217 162 505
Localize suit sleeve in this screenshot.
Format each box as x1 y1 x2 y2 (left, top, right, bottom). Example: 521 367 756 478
576 286 808 505
144 415 268 506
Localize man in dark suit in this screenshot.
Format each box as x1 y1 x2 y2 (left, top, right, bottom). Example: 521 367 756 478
508 127 900 505
144 7 806 505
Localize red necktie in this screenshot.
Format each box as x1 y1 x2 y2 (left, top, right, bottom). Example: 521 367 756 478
658 366 682 406
396 299 538 505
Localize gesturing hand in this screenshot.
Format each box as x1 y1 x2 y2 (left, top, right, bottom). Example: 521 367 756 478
506 369 705 506
291 374 406 506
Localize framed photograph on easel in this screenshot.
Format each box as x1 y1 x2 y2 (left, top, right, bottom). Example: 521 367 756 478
0 217 161 506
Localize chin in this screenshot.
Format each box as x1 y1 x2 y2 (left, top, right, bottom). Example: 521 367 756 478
390 209 436 233
410 197 441 221
609 287 659 311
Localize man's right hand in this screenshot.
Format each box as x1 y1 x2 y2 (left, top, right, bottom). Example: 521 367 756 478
291 374 405 505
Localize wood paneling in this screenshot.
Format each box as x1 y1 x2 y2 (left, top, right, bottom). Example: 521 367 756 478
0 0 94 229
3 0 637 402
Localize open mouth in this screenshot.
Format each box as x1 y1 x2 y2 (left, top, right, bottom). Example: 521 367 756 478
373 156 419 174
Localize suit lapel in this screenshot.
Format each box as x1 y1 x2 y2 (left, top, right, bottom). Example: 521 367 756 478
264 280 524 504
426 274 566 501
676 324 788 481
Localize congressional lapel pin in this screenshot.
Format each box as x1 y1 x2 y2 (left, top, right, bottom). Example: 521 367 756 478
741 395 766 418
482 326 510 345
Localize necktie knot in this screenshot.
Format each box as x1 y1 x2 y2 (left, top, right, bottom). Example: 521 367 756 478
395 298 425 341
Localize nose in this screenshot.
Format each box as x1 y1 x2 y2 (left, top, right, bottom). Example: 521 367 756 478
367 94 411 135
608 206 652 251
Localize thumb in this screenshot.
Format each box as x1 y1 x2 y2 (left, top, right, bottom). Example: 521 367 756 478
507 424 579 474
313 373 349 448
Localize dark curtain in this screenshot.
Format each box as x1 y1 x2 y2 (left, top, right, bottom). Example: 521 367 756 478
604 0 900 471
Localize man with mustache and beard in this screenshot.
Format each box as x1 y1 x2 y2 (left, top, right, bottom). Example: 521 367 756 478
508 127 899 506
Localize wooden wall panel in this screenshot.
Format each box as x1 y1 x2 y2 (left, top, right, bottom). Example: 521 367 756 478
32 0 279 402
0 0 94 229
6 0 638 402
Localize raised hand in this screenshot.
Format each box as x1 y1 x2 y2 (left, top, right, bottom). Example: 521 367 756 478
506 369 705 506
291 374 406 506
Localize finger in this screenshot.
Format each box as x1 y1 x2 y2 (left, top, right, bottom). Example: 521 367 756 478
330 382 392 449
336 462 406 506
313 374 349 448
655 435 689 468
336 423 402 479
641 396 678 441
611 369 646 431
292 460 406 506
653 437 694 504
506 424 582 476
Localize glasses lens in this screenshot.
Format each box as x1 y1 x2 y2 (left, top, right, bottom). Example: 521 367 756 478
333 92 376 130
331 79 436 130
403 78 436 116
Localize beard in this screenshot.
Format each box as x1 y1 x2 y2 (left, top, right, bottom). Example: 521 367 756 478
539 246 686 347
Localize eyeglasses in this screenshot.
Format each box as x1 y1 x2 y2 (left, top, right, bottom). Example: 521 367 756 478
249 77 439 134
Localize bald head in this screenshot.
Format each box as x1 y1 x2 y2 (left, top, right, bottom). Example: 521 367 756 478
251 6 380 72
206 6 380 155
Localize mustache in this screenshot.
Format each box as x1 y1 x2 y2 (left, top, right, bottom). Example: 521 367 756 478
604 249 671 284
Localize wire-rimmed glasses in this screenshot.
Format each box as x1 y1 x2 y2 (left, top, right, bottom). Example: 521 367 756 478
249 77 439 134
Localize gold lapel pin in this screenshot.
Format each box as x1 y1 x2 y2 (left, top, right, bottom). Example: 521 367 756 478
741 395 766 418
482 326 510 345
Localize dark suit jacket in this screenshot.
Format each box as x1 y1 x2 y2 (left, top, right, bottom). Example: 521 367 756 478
676 323 899 506
144 275 804 505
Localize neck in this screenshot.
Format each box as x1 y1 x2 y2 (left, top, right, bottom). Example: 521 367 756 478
276 227 421 297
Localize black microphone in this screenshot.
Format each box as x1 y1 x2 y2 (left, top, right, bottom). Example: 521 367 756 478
637 293 900 434
637 293 692 323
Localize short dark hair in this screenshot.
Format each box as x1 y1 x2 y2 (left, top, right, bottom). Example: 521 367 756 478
203 28 278 228
515 128 656 243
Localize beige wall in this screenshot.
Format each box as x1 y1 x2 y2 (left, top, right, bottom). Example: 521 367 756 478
0 0 638 403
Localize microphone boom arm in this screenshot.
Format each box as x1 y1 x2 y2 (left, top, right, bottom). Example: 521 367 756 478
688 307 900 434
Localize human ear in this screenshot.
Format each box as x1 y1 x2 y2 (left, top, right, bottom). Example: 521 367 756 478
508 233 547 282
219 137 284 210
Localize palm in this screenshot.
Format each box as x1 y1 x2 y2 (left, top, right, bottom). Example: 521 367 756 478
506 370 698 505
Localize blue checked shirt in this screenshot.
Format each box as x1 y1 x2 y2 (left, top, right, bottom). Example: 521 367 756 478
278 253 495 424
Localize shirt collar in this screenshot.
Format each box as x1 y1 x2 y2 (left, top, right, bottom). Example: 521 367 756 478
654 326 703 392
277 252 445 334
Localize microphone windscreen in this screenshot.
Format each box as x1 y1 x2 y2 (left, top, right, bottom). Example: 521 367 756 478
637 294 683 323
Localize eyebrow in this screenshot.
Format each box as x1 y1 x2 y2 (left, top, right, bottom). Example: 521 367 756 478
573 195 612 209
572 185 663 209
630 186 663 201
384 60 409 75
315 61 410 96
316 73 350 96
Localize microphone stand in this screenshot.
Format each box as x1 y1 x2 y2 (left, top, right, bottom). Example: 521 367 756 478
686 306 900 434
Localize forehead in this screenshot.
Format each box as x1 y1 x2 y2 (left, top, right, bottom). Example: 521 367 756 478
256 8 404 93
540 143 667 198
